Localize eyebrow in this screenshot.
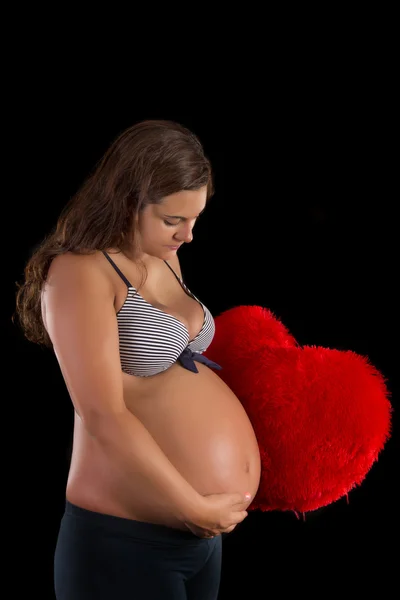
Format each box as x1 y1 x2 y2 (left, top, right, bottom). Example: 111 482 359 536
163 208 206 221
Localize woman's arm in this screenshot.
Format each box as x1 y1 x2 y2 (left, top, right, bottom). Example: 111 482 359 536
42 251 203 522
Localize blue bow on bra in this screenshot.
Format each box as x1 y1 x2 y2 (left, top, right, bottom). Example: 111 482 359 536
178 347 223 374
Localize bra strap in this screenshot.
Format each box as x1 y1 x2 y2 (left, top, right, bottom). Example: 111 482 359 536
164 260 182 283
102 251 133 288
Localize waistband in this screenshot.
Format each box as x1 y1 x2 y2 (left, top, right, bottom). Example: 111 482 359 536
64 500 205 543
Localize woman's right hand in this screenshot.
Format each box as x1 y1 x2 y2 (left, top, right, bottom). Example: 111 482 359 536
183 492 251 538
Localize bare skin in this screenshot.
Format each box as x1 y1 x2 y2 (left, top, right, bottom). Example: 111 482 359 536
43 188 261 536
58 250 261 530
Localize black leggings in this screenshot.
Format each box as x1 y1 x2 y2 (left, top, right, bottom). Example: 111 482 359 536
54 501 223 599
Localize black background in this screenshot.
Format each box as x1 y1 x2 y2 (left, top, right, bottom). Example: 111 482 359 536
5 40 398 599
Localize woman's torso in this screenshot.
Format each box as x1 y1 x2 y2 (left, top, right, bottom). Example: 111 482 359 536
63 250 261 529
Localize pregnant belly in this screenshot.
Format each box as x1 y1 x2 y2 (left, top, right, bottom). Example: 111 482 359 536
67 362 261 529
124 362 261 498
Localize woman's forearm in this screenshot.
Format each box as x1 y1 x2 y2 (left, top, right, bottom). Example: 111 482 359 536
85 407 203 521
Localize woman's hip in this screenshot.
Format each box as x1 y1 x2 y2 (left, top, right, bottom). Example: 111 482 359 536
54 500 222 599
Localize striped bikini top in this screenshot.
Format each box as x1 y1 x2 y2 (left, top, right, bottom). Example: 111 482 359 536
103 251 222 377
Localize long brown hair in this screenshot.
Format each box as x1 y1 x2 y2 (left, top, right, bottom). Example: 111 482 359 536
13 119 214 349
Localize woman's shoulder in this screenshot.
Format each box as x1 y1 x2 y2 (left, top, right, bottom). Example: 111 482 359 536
46 250 114 292
42 251 116 331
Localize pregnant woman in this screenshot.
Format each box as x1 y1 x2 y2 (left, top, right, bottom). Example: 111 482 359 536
15 119 261 599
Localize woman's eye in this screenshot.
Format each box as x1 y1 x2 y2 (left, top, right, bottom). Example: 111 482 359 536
164 220 178 227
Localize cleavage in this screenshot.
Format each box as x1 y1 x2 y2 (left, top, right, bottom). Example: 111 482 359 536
139 282 205 343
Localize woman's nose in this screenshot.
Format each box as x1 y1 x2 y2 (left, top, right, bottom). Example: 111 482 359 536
175 227 193 244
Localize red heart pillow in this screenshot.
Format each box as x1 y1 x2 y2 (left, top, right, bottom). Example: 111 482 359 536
203 305 392 513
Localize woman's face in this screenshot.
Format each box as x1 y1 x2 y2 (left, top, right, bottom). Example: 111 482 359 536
136 186 208 260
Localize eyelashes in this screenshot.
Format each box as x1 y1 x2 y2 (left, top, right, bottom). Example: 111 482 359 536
163 216 201 227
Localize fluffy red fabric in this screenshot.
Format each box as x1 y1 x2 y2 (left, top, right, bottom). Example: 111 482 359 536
203 305 392 513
